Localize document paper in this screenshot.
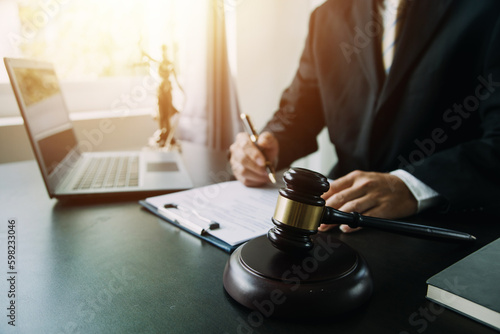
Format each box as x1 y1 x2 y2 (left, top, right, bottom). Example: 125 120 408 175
144 181 280 246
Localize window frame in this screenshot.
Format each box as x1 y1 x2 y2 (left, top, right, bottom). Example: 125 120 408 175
0 75 160 119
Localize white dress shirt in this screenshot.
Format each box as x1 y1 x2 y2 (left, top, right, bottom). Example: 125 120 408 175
381 0 442 212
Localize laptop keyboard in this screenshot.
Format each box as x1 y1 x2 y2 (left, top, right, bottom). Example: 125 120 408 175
73 155 139 190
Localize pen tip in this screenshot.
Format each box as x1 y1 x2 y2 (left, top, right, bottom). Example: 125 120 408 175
471 235 477 241
269 173 277 184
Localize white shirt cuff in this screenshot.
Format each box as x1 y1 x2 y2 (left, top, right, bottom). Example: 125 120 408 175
390 169 441 213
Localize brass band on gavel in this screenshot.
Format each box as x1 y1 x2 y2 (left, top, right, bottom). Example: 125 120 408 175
273 195 325 231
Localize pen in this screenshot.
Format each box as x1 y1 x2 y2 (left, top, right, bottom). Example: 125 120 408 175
240 113 277 184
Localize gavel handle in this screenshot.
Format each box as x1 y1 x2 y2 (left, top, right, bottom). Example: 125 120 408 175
321 207 475 242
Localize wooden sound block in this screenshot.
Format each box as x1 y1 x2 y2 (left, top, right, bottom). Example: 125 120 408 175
223 233 373 318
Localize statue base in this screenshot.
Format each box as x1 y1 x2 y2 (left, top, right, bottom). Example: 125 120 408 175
146 131 181 153
223 233 373 318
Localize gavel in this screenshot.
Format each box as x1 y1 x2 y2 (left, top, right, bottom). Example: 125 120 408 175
268 168 475 253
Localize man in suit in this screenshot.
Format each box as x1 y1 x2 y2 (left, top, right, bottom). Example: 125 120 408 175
229 0 500 231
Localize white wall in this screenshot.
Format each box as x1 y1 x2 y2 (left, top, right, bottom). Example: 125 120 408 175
233 0 310 129
232 0 336 176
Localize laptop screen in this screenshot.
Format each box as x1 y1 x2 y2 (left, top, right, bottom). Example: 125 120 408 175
8 63 78 176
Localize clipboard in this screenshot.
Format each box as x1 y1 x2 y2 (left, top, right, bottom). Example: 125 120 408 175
139 181 280 253
139 199 236 252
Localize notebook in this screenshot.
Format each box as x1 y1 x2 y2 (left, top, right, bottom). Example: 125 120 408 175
4 57 193 200
426 238 500 331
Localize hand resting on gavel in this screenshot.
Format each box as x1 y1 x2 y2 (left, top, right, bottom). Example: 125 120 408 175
319 170 418 233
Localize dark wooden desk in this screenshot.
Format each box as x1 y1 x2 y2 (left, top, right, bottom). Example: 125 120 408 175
0 142 499 333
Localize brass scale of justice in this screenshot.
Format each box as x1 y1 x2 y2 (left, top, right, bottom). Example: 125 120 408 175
222 167 475 317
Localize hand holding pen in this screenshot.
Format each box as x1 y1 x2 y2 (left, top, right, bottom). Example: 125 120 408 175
228 114 279 187
240 113 277 184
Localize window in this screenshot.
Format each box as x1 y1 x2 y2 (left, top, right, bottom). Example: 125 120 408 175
0 0 197 117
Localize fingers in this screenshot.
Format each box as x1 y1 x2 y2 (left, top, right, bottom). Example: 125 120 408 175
324 171 375 216
318 223 338 232
229 133 268 186
318 223 360 233
256 131 279 163
339 225 362 233
229 132 279 187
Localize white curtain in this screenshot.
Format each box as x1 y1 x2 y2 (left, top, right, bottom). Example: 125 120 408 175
177 0 241 150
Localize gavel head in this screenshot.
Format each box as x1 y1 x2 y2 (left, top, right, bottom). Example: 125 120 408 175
268 167 330 253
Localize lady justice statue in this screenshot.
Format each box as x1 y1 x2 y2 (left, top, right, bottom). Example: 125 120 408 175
142 44 183 150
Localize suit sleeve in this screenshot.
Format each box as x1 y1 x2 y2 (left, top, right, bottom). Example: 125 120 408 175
262 9 326 170
407 16 500 215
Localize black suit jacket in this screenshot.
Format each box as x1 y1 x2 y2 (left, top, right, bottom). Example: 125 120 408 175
263 0 500 214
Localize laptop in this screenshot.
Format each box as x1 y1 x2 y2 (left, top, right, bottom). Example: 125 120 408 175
4 57 193 200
